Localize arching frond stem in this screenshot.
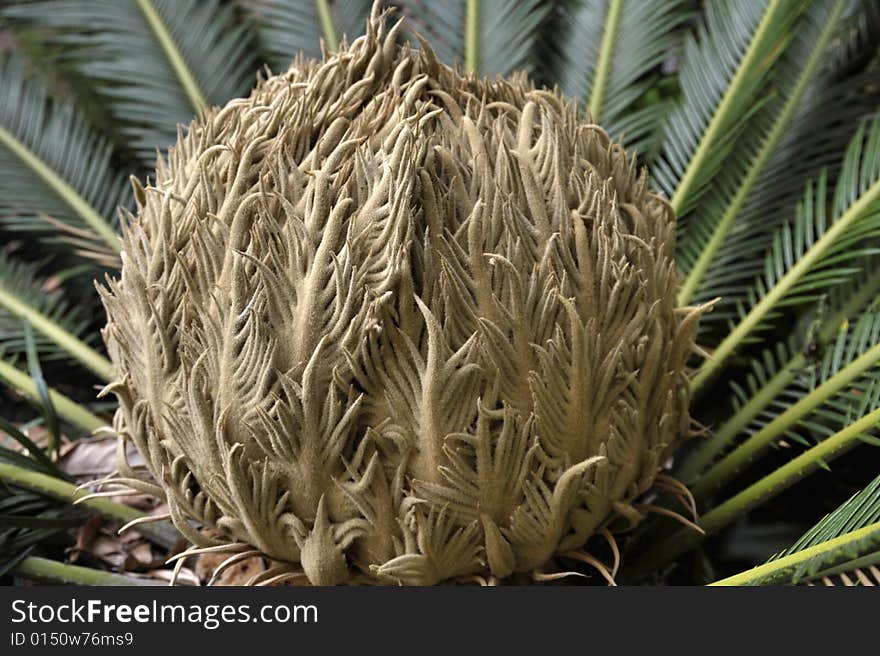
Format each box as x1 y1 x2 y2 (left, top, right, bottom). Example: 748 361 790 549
13 556 151 585
680 266 880 483
0 288 112 381
0 461 178 549
0 360 105 433
692 338 880 499
0 126 121 252
709 520 880 586
677 0 847 305
640 405 880 574
315 0 339 52
588 0 623 122
465 0 480 73
670 0 787 216
691 176 880 395
809 551 880 581
135 0 208 114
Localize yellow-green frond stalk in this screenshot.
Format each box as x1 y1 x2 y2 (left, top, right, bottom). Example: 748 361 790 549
100 6 704 586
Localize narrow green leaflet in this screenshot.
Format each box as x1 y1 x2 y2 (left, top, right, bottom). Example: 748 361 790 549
0 359 105 434
0 490 85 578
686 78 880 330
638 380 880 574
470 0 549 77
382 2 457 68
691 309 880 498
0 252 110 378
0 461 180 551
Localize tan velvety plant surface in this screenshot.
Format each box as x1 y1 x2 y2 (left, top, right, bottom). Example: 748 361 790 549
99 7 702 586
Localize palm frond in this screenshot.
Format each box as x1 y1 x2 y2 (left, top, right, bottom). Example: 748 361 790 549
692 114 880 393
0 411 65 480
679 263 880 482
395 0 550 76
676 0 868 308
0 397 81 576
0 357 105 434
0 252 108 373
688 93 880 332
652 0 805 217
539 0 688 155
332 0 375 48
639 378 880 574
0 458 180 552
470 0 550 77
691 308 880 498
3 0 258 164
396 0 463 67
0 407 181 575
240 0 372 69
711 473 880 585
22 323 61 456
0 55 124 259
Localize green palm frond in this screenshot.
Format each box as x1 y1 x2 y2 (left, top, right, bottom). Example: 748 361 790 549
331 0 375 48
395 1 462 67
837 0 880 72
0 457 180 550
652 0 805 218
540 0 688 155
240 0 372 69
712 473 880 585
466 0 550 76
679 264 880 482
690 308 880 498
692 115 880 393
806 566 880 586
0 398 178 576
0 55 124 260
0 253 111 384
676 0 871 309
396 0 550 76
21 323 61 456
684 94 880 331
0 357 104 434
0 410 63 481
0 484 85 577
687 83 880 332
638 377 880 575
3 0 257 164
0 253 95 360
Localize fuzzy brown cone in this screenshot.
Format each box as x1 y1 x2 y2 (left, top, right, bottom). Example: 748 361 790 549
99 6 702 585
